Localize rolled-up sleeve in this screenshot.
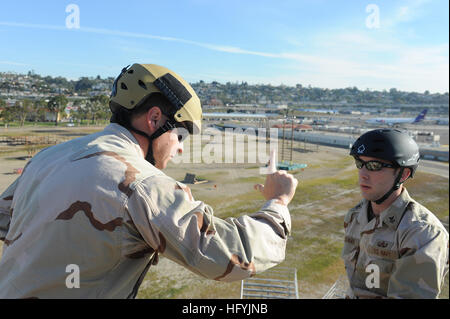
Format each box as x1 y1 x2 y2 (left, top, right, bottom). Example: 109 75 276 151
126 175 291 282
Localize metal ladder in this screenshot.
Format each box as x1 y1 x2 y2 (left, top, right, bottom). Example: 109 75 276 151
322 275 349 299
240 267 299 299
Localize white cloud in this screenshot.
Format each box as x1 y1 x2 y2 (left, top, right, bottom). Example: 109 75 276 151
279 25 449 92
398 6 411 21
1 19 447 92
383 0 432 28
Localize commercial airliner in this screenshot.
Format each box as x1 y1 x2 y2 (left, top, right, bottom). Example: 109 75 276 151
365 109 427 126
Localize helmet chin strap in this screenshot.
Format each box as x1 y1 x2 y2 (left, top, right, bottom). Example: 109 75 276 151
125 126 157 164
373 168 405 205
110 107 181 165
126 119 179 165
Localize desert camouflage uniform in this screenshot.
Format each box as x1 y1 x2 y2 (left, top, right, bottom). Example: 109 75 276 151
0 123 291 298
342 188 449 298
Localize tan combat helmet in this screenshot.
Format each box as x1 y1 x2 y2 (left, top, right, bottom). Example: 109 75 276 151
110 63 202 134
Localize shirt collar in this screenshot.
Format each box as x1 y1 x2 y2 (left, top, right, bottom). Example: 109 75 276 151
356 199 370 226
379 188 412 230
104 123 144 158
356 188 412 230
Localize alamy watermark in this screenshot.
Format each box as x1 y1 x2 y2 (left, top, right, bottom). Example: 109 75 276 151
171 127 280 174
65 4 80 29
65 264 80 288
365 4 380 29
365 263 380 289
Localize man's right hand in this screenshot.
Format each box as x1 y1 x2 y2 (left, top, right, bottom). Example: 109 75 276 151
254 171 298 206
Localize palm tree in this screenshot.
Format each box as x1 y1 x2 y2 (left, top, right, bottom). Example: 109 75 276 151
87 95 109 124
47 95 68 126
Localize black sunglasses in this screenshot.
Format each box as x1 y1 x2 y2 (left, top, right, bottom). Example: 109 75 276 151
354 158 396 171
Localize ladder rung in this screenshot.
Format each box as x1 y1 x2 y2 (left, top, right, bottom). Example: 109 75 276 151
243 282 294 290
244 277 294 284
242 293 296 299
243 288 295 295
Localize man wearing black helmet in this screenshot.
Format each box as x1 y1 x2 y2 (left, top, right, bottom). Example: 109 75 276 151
342 129 448 298
0 63 297 298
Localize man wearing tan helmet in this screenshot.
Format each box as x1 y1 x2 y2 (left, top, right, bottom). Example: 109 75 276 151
0 63 298 298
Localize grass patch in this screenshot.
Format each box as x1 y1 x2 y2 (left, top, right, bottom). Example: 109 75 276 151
177 280 241 299
307 156 354 170
286 235 344 283
218 197 265 219
236 176 266 184
194 171 229 181
406 171 449 221
299 243 344 282
194 186 264 219
291 171 358 206
136 270 189 299
136 258 242 299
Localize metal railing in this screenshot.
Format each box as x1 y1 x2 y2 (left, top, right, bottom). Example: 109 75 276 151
322 275 349 299
240 267 299 299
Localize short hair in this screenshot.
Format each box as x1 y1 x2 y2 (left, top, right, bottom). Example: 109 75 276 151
110 92 175 125
130 92 176 120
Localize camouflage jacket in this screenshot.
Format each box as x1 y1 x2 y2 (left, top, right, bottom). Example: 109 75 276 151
0 123 291 298
342 188 449 299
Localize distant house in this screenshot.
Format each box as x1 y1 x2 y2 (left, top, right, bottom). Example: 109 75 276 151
45 109 67 122
5 98 16 107
44 111 58 122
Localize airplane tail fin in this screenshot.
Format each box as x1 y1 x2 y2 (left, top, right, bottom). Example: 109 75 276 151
414 109 427 123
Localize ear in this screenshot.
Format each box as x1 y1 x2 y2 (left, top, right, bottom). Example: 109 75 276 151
145 106 163 131
400 168 411 183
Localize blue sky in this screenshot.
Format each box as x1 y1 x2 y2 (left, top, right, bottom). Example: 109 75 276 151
0 0 448 93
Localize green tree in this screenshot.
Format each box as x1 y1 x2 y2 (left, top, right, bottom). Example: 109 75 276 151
47 95 68 126
69 99 86 124
34 99 48 122
0 102 17 126
86 95 109 124
74 77 93 92
0 99 11 125
14 99 34 127
1 108 16 126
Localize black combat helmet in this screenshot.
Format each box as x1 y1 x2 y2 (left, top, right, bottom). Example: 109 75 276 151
350 129 420 176
350 129 420 204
